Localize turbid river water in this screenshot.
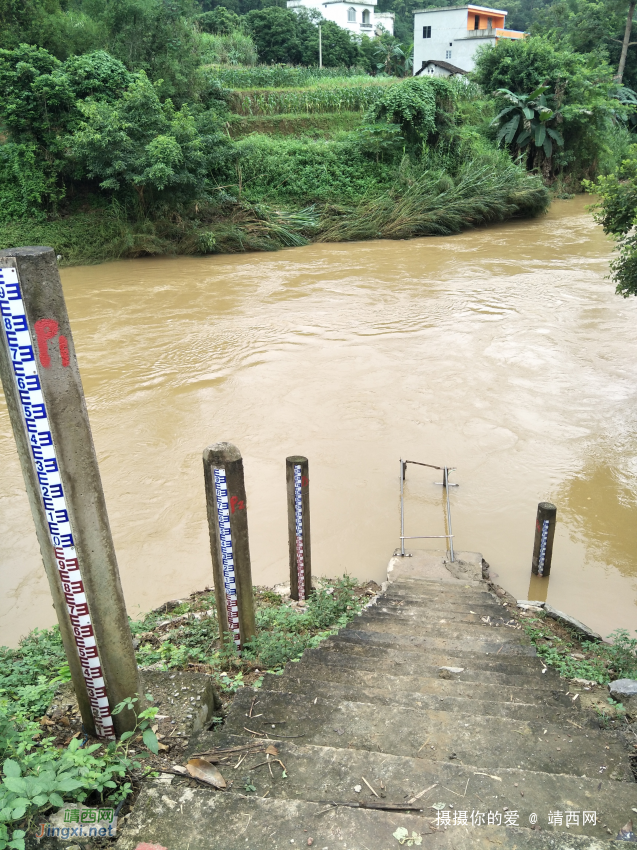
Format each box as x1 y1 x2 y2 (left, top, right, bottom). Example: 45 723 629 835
2 196 637 647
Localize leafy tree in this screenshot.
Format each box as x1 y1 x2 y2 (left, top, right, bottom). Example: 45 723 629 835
587 144 637 294
244 7 358 67
98 0 202 101
196 7 242 33
244 7 301 63
0 45 75 149
474 37 627 180
67 71 231 209
63 51 133 101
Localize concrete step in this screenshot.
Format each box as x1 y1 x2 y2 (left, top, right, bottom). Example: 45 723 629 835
373 600 516 619
349 614 527 642
224 688 633 779
183 731 636 841
115 783 634 850
305 644 563 689
386 578 499 599
332 627 537 657
283 659 572 706
263 672 567 721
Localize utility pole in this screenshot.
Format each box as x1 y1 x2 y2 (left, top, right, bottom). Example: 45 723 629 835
319 24 323 69
617 0 637 83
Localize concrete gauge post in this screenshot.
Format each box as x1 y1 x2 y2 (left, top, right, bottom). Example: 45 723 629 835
0 247 141 739
532 501 557 577
286 456 311 602
203 442 256 651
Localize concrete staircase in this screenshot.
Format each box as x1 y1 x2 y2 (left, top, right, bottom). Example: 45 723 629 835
116 553 636 849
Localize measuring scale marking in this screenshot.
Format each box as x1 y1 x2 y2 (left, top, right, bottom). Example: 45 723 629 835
0 267 115 740
537 518 550 576
213 468 242 648
294 465 305 601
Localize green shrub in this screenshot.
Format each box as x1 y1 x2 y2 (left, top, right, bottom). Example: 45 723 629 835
199 31 258 67
235 133 395 203
0 144 63 222
243 577 362 670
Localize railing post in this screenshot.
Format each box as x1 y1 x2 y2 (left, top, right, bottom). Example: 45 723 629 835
286 456 311 601
400 459 406 556
203 442 256 650
532 501 557 577
0 247 140 739
443 466 455 563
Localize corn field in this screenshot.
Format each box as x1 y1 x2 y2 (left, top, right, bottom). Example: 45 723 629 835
228 79 397 116
208 65 373 89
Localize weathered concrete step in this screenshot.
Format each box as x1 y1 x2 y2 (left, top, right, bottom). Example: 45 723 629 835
264 672 566 721
335 627 536 656
285 659 572 705
115 783 633 850
307 644 563 688
387 577 497 597
350 613 527 642
373 599 513 618
224 688 632 779
185 732 636 841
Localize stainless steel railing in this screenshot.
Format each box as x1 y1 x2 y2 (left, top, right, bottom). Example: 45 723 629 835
398 459 458 562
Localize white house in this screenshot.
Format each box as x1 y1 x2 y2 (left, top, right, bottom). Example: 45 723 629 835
413 5 524 76
287 0 394 37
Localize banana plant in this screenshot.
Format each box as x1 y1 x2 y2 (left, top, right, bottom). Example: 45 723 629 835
492 85 564 158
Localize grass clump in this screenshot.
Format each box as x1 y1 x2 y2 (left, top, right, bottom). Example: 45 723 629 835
522 615 637 685
318 154 550 242
132 576 365 686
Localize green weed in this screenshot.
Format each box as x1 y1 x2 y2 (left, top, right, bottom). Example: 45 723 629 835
523 616 637 684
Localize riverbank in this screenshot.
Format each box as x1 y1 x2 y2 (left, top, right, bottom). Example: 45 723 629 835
1 566 635 849
0 157 550 267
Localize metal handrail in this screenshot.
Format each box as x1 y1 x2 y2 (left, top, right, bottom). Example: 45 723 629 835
399 459 457 561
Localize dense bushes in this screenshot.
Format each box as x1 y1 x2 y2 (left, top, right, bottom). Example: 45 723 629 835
474 37 633 182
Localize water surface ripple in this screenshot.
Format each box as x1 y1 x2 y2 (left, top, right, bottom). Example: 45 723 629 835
1 197 636 645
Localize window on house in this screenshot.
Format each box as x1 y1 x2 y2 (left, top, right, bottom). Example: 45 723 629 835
347 7 356 21
362 9 370 23
474 14 480 29
487 16 493 28
423 25 431 37
445 49 452 59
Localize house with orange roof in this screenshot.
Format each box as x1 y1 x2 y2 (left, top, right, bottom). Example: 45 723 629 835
413 4 525 77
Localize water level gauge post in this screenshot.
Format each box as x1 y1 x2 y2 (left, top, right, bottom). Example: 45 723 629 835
286 456 311 601
203 442 256 650
0 247 141 739
532 501 557 577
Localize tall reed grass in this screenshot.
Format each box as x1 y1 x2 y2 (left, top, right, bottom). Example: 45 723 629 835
317 159 550 242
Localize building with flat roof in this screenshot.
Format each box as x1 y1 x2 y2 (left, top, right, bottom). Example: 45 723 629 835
288 0 394 36
413 5 524 76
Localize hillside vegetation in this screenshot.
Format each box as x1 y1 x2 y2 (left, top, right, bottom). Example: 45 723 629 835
0 0 636 272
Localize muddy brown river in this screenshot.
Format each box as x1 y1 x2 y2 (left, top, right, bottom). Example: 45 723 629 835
2 196 636 647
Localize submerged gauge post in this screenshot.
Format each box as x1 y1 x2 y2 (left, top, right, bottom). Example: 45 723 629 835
532 501 557 577
286 455 311 602
203 442 256 650
0 247 140 739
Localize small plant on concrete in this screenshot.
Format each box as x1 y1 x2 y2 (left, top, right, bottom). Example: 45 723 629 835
112 694 159 756
393 827 423 846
